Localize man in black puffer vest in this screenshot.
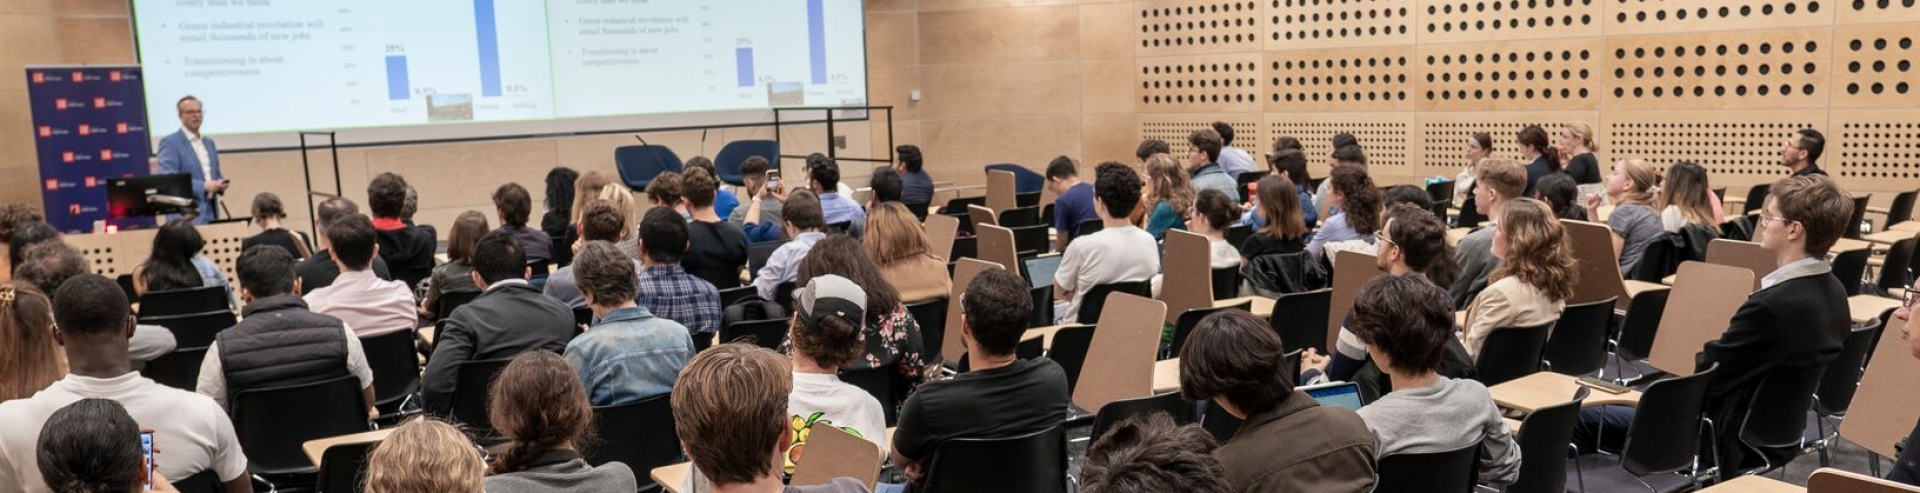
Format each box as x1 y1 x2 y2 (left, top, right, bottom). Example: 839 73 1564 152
195 245 375 417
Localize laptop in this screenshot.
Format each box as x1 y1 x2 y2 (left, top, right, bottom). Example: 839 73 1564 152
1300 381 1364 411
1023 254 1063 290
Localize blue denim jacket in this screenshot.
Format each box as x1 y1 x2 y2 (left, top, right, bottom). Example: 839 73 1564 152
564 306 694 407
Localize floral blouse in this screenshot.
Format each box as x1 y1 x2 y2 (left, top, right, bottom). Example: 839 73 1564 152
781 302 934 398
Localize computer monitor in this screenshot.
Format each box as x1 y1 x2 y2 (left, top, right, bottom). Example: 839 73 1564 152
106 173 195 219
1300 381 1364 411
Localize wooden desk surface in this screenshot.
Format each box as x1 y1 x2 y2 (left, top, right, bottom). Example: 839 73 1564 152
1834 238 1872 255
1504 417 1523 437
1020 296 1275 351
1489 372 1641 413
1697 475 1805 493
302 428 394 467
1447 227 1470 247
1153 358 1181 393
653 462 692 493
1865 229 1913 245
1893 221 1920 233
1849 294 1902 325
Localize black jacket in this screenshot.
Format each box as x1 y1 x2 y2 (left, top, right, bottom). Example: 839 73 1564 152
376 224 438 289
1697 268 1849 472
421 282 575 414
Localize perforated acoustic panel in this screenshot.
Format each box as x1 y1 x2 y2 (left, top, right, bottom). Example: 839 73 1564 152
1605 0 1831 35
1418 112 1599 175
1833 24 1920 107
1604 28 1830 109
1141 115 1267 160
1836 0 1920 24
1419 0 1600 43
1266 0 1415 50
1417 38 1602 111
1601 111 1825 187
1832 109 1920 185
1267 112 1416 176
1139 0 1267 56
1263 47 1414 112
1139 54 1266 113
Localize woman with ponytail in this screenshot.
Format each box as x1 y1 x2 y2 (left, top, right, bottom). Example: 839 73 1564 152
1584 159 1665 274
0 281 62 401
1517 125 1561 197
484 351 637 493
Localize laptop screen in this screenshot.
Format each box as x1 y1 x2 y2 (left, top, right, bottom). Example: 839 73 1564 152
1302 382 1364 411
1023 255 1063 290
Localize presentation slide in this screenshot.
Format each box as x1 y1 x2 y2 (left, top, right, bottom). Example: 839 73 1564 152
131 0 868 149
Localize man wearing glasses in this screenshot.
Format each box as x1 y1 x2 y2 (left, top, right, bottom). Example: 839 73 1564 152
1780 128 1829 177
155 96 229 224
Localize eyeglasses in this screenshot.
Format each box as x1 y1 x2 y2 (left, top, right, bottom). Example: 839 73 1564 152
1757 213 1796 228
1373 229 1395 248
958 293 968 316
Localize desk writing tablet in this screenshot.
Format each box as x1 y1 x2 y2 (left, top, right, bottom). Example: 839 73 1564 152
653 462 692 493
1489 372 1641 413
1864 229 1912 245
1161 230 1215 325
1647 262 1752 376
1327 250 1384 360
1153 358 1181 393
986 170 1018 214
302 428 394 467
1074 292 1166 413
1696 475 1804 493
1704 239 1773 291
1807 467 1920 493
1849 295 1901 326
973 224 1020 287
1841 317 1920 460
789 425 882 490
921 213 959 262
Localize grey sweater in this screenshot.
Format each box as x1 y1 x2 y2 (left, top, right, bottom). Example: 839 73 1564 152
1356 377 1522 488
484 454 637 493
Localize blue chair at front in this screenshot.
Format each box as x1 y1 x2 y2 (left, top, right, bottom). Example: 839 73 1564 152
985 163 1045 194
614 145 684 191
714 140 779 187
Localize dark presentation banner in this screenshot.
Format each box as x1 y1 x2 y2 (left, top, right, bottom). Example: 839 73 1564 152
25 65 151 233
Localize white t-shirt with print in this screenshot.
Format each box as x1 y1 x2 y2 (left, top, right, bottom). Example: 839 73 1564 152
0 373 250 492
786 372 887 474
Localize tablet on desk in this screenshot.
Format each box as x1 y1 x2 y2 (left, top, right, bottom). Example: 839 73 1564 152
1301 381 1364 411
1024 254 1063 290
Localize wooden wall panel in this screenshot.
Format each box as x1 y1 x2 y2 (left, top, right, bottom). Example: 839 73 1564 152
1082 2 1141 59
1601 110 1823 188
1419 112 1599 174
1832 24 1920 108
1267 112 1416 177
1604 0 1832 35
1415 0 1601 43
1136 0 1265 56
919 6 1081 64
1831 109 1920 189
1835 0 1920 24
1415 38 1602 111
919 62 1083 118
1263 46 1414 112
1602 28 1831 110
1265 0 1415 50
1137 53 1265 113
1140 113 1264 159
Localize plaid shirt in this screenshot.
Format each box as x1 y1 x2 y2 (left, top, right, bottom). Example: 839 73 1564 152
637 264 722 334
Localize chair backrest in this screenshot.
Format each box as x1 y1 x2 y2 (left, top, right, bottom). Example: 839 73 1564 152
1890 190 1920 227
1615 288 1671 360
1427 180 1456 207
1045 325 1096 396
1475 322 1553 386
136 286 230 318
1832 247 1871 295
839 367 899 426
1237 171 1271 200
232 375 370 474
1849 195 1871 239
1376 444 1481 493
1015 191 1042 208
1225 223 1253 252
1738 362 1827 451
361 329 422 408
613 145 684 190
720 319 788 350
1089 391 1195 444
1027 285 1052 328
140 310 239 349
998 206 1041 228
1009 224 1050 257
1075 219 1105 238
905 299 948 362
316 439 379 493
449 358 512 434
1620 364 1718 476
1076 280 1152 324
1808 467 1920 493
718 285 759 308
789 425 883 490
1211 266 1242 300
1544 297 1616 376
747 240 790 276
1843 316 1920 460
141 347 209 391
1742 183 1772 215
923 426 1067 493
940 196 988 216
1815 322 1883 417
712 140 777 186
588 393 681 491
1268 289 1333 355
1458 198 1487 227
1169 303 1250 360
1200 398 1244 443
1509 387 1590 493
168 470 221 493
827 221 854 235
572 307 593 327
431 290 481 321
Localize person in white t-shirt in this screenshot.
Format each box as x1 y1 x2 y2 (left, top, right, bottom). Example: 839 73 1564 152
0 274 250 493
1055 162 1161 324
785 275 887 474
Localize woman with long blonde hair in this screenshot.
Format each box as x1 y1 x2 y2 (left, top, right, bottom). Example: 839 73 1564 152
594 184 641 260
1463 198 1576 360
364 418 486 493
1143 153 1197 239
863 202 951 304
1585 159 1666 273
0 282 62 401
1657 161 1721 236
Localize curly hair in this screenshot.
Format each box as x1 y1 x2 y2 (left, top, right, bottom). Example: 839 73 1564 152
365 418 485 493
1329 165 1382 235
1491 198 1578 302
1081 413 1229 493
487 351 597 476
544 167 579 213
0 204 44 240
1145 154 1195 218
367 173 410 219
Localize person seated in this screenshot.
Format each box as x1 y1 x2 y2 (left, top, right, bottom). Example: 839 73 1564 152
1045 156 1099 250
809 156 866 239
673 344 872 493
1245 147 1317 229
558 171 614 259
682 158 741 220
564 240 693 407
1783 128 1830 177
421 232 574 416
783 275 888 474
754 190 827 301
1212 122 1258 179
1307 165 1382 260
541 167 580 268
1577 175 1854 476
421 212 489 321
197 245 376 416
1886 293 1920 486
368 173 438 289
489 182 554 267
0 274 249 493
863 203 951 305
1153 189 1241 298
1142 154 1195 239
1585 158 1663 274
297 197 393 292
1313 141 1364 218
1461 198 1574 360
0 203 45 276
1449 158 1528 304
1239 174 1310 257
13 243 176 370
647 171 689 219
131 220 233 307
304 214 418 337
681 167 750 289
895 145 934 208
1516 125 1561 197
891 269 1067 487
1349 275 1520 488
1186 128 1240 202
596 185 644 259
544 201 635 309
1055 163 1160 323
9 222 59 272
484 351 638 492
733 156 787 244
1533 173 1587 221
365 418 486 493
868 167 903 209
794 235 933 400
1079 414 1230 493
0 282 62 402
1656 161 1722 236
635 208 723 339
36 399 191 492
241 192 311 259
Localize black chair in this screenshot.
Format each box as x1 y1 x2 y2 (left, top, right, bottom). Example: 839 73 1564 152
939 196 988 216
1074 219 1105 238
1847 195 1871 239
1015 191 1043 208
428 290 480 321
141 347 210 391
1027 285 1052 328
1874 237 1918 295
1808 322 1883 466
1075 280 1152 324
905 201 932 220
746 240 790 277
1475 322 1553 386
1831 247 1870 295
448 358 512 438
1010 224 1050 257
922 426 1068 493
1510 387 1589 493
718 285 759 307
1016 337 1044 361
840 367 899 426
315 439 379 493
1732 364 1826 475
1089 392 1194 444
1566 364 1719 493
1740 183 1771 215
142 310 239 350
589 394 682 492
1225 224 1253 252
1200 398 1243 443
361 330 422 414
1211 266 1242 300
772 281 799 313
1457 199 1487 228
1167 302 1250 360
169 471 220 493
1042 203 1054 227
905 299 948 364
137 285 230 319
998 205 1041 228
1267 289 1332 355
827 220 854 235
1044 325 1095 396
1236 171 1270 200
232 375 370 476
115 274 139 303
572 307 594 327
1614 288 1670 362
1885 189 1919 228
712 140 776 187
1545 298 1616 376
1376 445 1481 493
720 319 788 350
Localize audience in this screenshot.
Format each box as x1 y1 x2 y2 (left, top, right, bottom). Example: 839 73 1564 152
0 282 61 402
132 219 233 306
1134 138 1170 163
681 167 751 289
1517 125 1561 197
1187 129 1240 202
565 240 693 406
1045 156 1099 249
1659 161 1723 234
672 344 871 493
1462 198 1575 359
633 208 722 334
1559 122 1602 185
895 145 934 208
734 156 788 243
1313 143 1366 217
545 200 635 309
421 211 489 320
1055 163 1160 323
297 197 394 292
596 184 644 259
304 214 418 337
892 269 1067 487
1454 132 1492 206
422 232 574 415
364 418 486 493
795 235 932 399
196 245 376 416
563 171 616 255
1079 414 1229 493
868 167 903 207
783 274 888 473
1254 147 1317 228
0 204 44 263
1587 158 1664 274
1239 175 1310 257
1301 205 1471 399
1533 173 1587 221
1307 165 1381 260
0 274 249 492
1212 122 1258 179
35 399 182 493
1143 153 1196 239
809 155 866 238
13 243 176 367
485 351 638 492
1179 309 1375 492
241 192 311 258
542 167 580 267
1783 128 1829 177
647 171 688 218
1349 275 1521 488
491 182 554 266
863 203 951 305
754 189 827 301
683 157 741 220
1450 158 1528 303
369 173 439 288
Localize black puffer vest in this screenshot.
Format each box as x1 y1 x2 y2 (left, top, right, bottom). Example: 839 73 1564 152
217 294 350 403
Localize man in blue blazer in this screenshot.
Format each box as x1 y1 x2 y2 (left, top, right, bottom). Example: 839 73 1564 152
155 95 227 224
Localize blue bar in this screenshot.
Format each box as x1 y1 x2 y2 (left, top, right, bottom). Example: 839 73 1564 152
808 0 826 84
385 55 408 101
474 0 501 96
736 47 754 87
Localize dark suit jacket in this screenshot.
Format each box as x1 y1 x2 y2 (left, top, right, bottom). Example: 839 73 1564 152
421 282 574 414
1697 270 1849 471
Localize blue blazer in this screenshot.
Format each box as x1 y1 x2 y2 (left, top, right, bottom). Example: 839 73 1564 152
155 130 224 223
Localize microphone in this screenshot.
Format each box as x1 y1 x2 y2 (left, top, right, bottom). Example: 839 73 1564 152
633 134 650 146
700 128 709 157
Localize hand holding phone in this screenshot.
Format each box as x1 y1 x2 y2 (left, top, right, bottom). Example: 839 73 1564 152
141 432 155 491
